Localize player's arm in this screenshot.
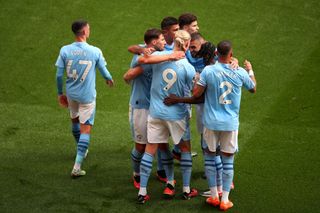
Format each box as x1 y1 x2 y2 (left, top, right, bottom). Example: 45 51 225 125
56 67 68 108
123 66 144 84
230 57 239 70
138 51 185 64
163 93 204 105
128 45 155 55
97 52 114 87
243 60 256 93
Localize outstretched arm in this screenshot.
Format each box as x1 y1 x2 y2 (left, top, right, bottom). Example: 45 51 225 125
128 45 155 55
244 60 256 93
138 51 185 64
163 93 205 105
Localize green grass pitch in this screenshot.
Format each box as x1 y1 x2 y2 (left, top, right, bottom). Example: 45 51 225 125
0 0 319 212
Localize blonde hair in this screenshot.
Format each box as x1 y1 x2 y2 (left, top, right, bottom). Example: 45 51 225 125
174 30 191 51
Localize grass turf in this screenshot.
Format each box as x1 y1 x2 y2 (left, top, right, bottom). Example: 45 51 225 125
0 0 319 212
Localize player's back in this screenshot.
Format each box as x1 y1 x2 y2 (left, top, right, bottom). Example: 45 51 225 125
59 42 102 103
200 62 254 131
149 51 195 121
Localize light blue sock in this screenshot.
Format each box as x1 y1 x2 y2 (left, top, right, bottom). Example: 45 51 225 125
215 155 223 187
156 149 164 171
72 123 80 144
75 133 90 165
160 149 174 182
140 152 154 188
131 148 143 175
221 154 234 192
204 152 216 188
180 152 192 187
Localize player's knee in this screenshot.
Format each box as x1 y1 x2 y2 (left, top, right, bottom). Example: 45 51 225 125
204 147 215 155
135 143 146 153
80 124 92 134
179 140 190 152
221 151 234 157
71 117 79 123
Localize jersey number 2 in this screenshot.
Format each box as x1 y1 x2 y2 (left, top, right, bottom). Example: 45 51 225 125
219 81 232 104
66 60 93 82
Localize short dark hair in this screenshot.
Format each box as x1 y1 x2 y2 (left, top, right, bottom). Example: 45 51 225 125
178 13 197 28
196 42 216 65
190 32 203 41
71 20 88 36
161 17 178 30
144 28 163 44
217 40 232 57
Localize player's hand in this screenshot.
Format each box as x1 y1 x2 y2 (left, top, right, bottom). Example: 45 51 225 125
163 94 179 106
244 60 252 71
143 47 155 56
230 57 239 70
58 95 68 108
106 79 114 87
169 51 185 60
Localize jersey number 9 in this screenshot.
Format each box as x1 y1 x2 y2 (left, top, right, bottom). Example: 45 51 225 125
162 69 177 91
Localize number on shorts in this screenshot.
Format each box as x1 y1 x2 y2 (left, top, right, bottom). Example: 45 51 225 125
66 60 92 82
162 69 177 91
219 81 233 104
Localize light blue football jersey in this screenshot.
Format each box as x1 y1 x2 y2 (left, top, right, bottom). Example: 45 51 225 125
149 50 196 120
55 42 112 103
186 50 205 73
129 52 152 109
198 62 255 131
164 43 174 51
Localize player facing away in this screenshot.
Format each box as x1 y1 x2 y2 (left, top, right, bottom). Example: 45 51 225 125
123 28 184 189
137 30 198 204
193 40 256 211
55 20 114 178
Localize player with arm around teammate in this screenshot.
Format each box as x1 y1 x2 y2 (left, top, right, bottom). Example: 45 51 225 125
193 40 256 211
55 20 114 178
123 28 184 189
137 30 198 204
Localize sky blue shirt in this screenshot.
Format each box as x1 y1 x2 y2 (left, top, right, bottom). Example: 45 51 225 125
129 52 152 109
198 62 255 131
55 42 112 103
148 50 196 120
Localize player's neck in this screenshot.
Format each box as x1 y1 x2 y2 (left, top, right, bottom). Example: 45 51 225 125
218 57 231 64
75 36 87 42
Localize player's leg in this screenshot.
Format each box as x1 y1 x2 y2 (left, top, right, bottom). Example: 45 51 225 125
156 149 167 183
203 128 220 207
158 143 175 198
71 117 80 144
179 119 198 199
219 131 237 211
70 100 95 178
138 116 169 204
215 146 223 196
138 143 158 204
132 143 145 189
129 107 148 188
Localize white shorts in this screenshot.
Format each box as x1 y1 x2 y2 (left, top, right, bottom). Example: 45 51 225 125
68 98 96 125
203 127 238 154
147 115 187 145
129 106 149 144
